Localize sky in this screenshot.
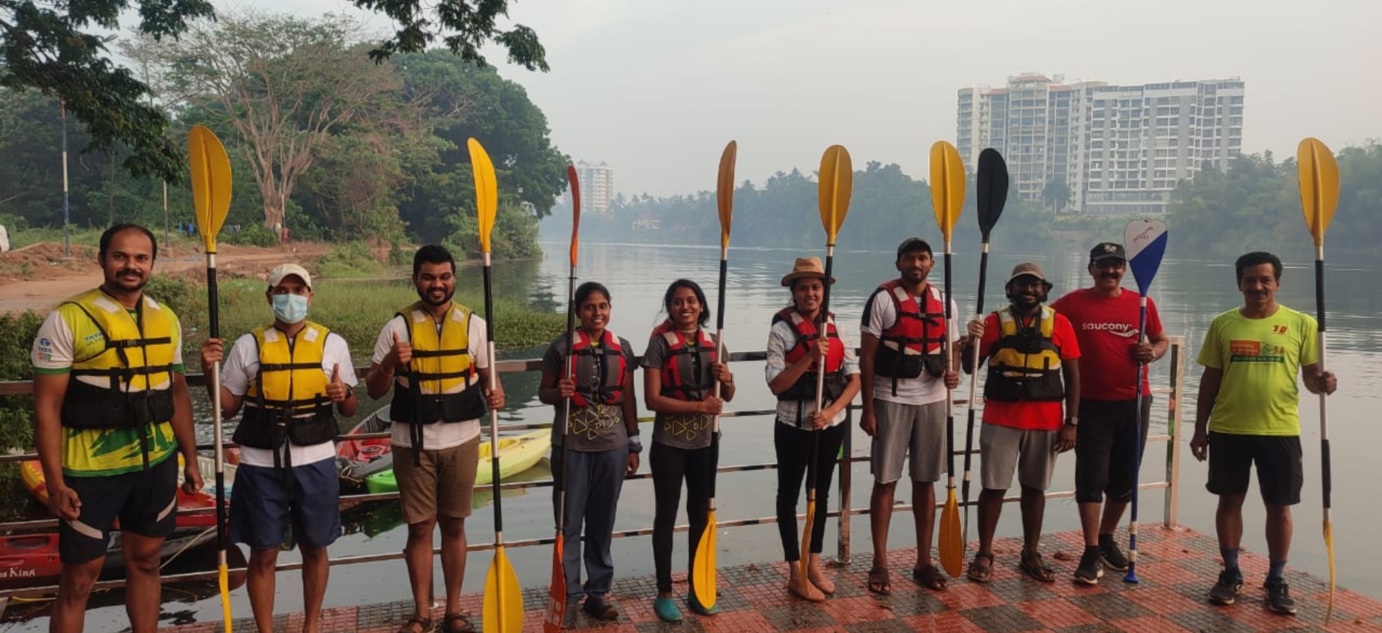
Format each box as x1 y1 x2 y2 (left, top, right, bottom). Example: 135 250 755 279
241 0 1380 198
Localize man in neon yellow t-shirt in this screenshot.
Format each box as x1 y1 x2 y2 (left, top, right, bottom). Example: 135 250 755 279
1191 251 1336 616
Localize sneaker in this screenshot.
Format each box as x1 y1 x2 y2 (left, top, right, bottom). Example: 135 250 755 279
1264 578 1298 615
1208 570 1243 605
1074 548 1104 585
1099 539 1130 571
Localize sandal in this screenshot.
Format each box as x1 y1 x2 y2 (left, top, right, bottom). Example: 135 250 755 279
1020 550 1056 583
967 552 994 583
911 564 948 591
866 566 891 595
398 618 434 633
442 614 474 633
582 596 619 621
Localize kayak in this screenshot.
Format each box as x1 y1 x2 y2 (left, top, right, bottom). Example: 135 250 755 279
0 528 218 590
194 454 238 499
20 459 218 529
336 407 394 480
365 429 551 494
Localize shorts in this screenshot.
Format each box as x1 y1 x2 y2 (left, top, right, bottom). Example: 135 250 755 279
1074 397 1153 503
1206 433 1303 506
979 423 1058 492
229 458 342 550
59 454 178 563
870 399 946 485
395 436 480 524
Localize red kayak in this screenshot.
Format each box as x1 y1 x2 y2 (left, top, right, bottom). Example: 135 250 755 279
336 407 394 480
20 460 217 529
0 534 61 589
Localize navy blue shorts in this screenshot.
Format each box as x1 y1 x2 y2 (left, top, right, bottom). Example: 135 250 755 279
59 454 178 563
228 458 341 550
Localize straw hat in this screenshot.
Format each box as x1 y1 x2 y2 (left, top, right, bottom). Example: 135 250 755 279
780 256 836 287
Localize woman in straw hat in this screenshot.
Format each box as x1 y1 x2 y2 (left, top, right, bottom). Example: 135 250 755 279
765 257 861 601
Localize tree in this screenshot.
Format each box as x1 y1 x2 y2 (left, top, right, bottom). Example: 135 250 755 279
1042 177 1072 213
1 0 546 183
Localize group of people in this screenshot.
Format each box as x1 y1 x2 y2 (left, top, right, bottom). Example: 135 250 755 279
29 223 1336 633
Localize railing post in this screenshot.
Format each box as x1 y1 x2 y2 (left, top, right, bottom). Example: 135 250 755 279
1163 336 1185 529
837 417 852 565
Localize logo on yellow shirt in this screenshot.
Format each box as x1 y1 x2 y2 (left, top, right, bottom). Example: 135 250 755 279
1229 339 1284 363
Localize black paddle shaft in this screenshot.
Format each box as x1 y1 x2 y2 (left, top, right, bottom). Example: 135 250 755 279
708 257 728 502
1316 258 1331 509
943 250 955 479
482 261 504 533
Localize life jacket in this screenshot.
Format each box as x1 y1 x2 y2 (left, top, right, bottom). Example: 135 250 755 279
983 305 1065 402
59 289 177 468
566 329 627 408
870 280 947 393
771 307 847 409
388 302 487 426
232 322 339 463
651 320 718 401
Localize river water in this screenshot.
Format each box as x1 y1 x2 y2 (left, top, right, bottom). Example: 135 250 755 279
13 240 1380 631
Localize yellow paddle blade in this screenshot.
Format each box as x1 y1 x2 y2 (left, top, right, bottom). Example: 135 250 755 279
929 141 965 242
817 145 853 245
188 125 232 254
468 138 499 254
717 141 737 250
939 490 963 577
1324 519 1336 624
482 546 523 633
1297 137 1339 247
219 565 233 633
691 511 718 609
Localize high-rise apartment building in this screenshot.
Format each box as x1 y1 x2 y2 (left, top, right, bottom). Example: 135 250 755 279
575 161 615 215
956 74 1244 215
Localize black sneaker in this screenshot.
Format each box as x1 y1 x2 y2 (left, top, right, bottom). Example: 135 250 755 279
1074 548 1104 585
1099 538 1129 571
1264 578 1298 615
1208 570 1243 605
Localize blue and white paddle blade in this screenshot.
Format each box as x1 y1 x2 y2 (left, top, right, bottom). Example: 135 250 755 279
1124 219 1168 295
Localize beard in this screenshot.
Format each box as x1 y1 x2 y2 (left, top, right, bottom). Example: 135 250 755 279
419 286 454 307
105 268 148 292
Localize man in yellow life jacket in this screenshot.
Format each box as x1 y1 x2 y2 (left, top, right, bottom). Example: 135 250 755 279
961 262 1081 584
365 245 506 633
31 224 203 633
200 263 359 633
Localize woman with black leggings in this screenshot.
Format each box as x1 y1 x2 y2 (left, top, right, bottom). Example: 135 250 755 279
765 257 861 601
641 279 735 623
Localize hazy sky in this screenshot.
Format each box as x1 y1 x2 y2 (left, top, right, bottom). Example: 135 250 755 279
244 0 1379 198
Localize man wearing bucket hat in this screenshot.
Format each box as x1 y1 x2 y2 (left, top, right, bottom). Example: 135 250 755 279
858 237 961 594
200 262 359 633
765 256 861 601
1051 242 1169 585
960 262 1081 584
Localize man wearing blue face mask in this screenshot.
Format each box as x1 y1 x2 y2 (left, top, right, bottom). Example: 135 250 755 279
200 263 358 633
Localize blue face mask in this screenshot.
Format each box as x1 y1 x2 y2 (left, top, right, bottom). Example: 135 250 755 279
272 293 309 324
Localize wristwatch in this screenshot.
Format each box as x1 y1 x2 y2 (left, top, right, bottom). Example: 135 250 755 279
1065 416 1079 427
628 435 644 454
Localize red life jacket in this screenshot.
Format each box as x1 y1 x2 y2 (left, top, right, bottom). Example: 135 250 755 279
651 320 718 401
870 280 947 388
566 329 627 407
772 307 848 408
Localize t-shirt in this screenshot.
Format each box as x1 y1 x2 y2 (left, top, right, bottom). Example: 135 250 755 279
641 330 727 450
859 284 961 405
541 332 637 452
31 293 185 476
1051 288 1164 401
371 310 490 449
1197 306 1318 436
764 315 860 428
221 327 358 468
976 308 1081 431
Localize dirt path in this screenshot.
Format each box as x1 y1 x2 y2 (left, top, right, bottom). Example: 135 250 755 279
0 241 333 314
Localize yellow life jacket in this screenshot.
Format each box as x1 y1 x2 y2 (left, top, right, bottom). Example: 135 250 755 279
233 322 338 453
389 302 486 428
984 305 1065 402
60 288 177 431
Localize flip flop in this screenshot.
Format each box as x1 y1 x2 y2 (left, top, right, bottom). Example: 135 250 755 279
867 566 891 595
398 618 433 633
967 552 994 583
912 564 948 590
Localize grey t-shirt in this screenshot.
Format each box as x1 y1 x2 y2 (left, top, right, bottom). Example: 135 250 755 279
641 330 726 450
542 334 636 452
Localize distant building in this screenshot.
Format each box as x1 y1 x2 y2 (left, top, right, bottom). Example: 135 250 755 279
957 74 1245 215
575 161 615 215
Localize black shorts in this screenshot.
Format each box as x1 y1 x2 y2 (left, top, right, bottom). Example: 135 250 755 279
1206 433 1303 506
59 454 178 563
1074 397 1152 504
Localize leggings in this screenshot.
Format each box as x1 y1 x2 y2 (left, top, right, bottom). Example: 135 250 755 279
775 421 846 561
650 441 714 594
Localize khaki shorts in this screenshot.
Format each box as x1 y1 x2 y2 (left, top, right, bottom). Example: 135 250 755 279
979 423 1058 492
870 399 946 485
395 436 480 524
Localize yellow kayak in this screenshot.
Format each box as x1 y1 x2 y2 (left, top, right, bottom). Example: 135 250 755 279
366 429 551 494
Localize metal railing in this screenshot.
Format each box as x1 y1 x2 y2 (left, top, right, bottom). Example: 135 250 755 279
0 336 1187 598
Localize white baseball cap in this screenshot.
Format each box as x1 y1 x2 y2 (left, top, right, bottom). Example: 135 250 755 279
267 263 312 290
